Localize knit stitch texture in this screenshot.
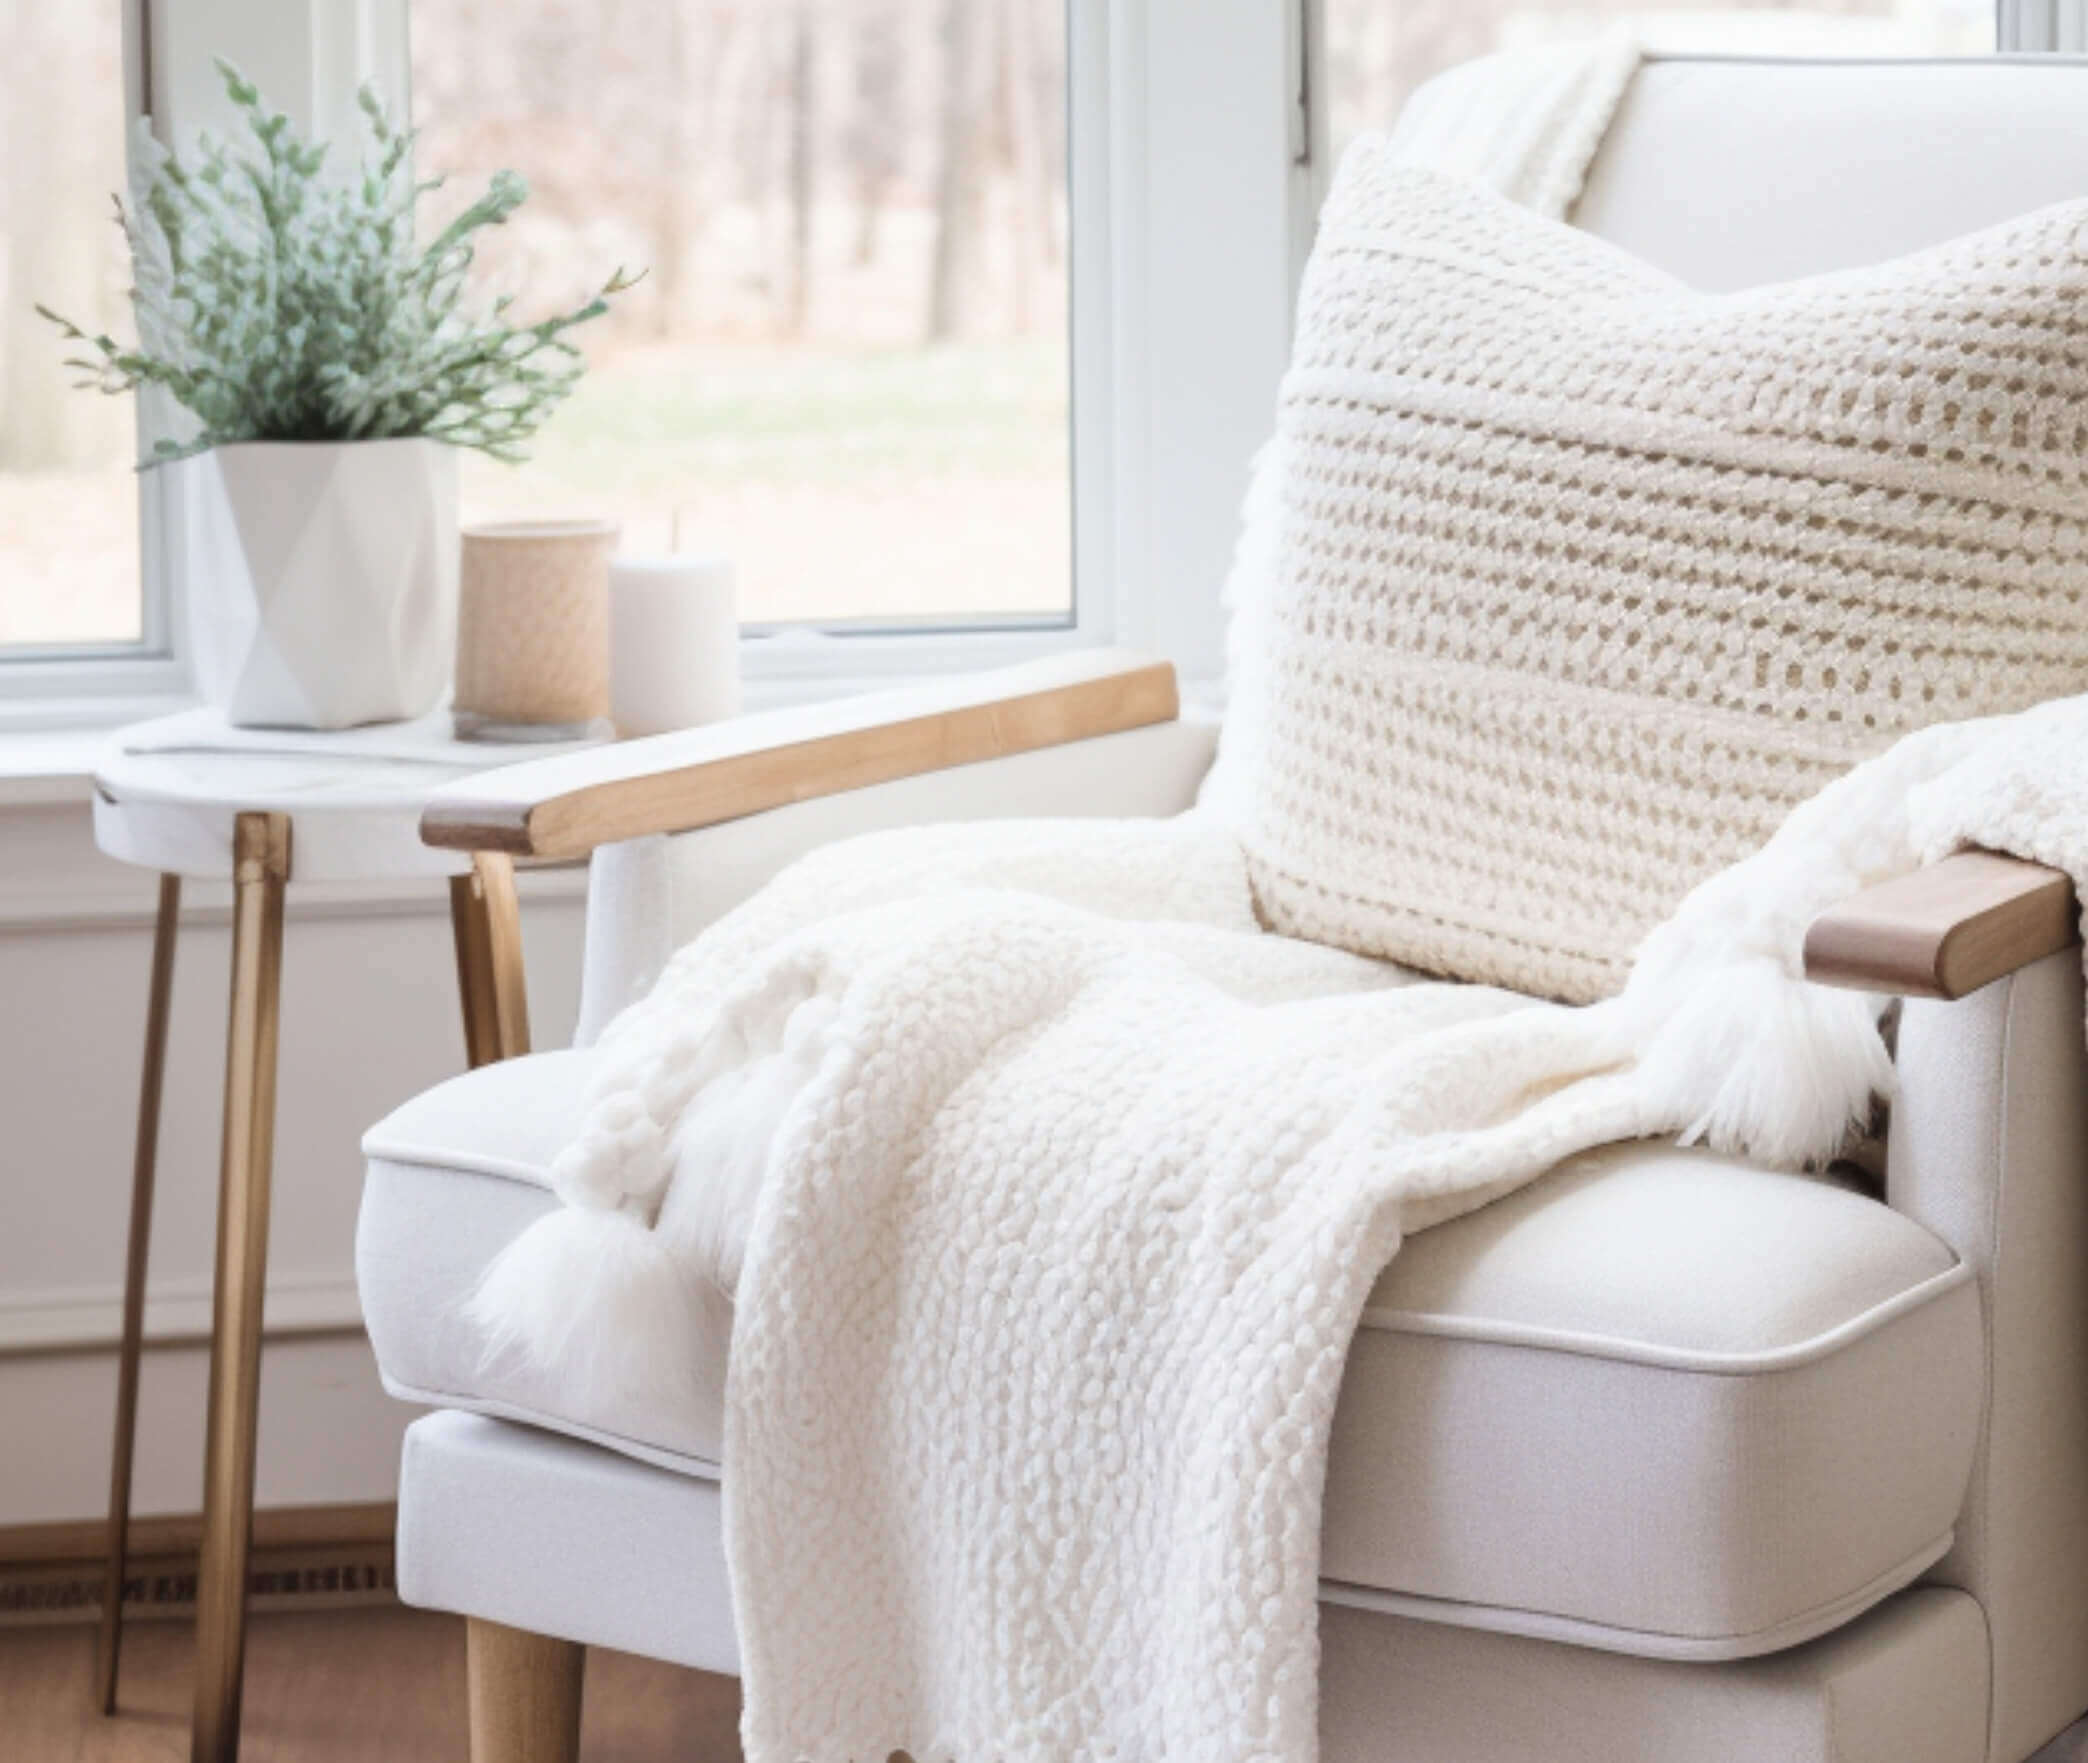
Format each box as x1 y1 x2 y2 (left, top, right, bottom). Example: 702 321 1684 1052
1201 153 2088 1000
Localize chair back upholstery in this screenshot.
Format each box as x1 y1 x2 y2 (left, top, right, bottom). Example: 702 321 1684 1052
1576 54 2088 286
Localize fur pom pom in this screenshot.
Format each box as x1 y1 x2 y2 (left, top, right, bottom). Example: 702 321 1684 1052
1625 952 1891 1169
654 990 842 1296
466 1207 706 1413
548 1089 669 1210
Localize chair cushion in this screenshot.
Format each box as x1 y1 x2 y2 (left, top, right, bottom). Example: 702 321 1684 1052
360 1048 1981 1661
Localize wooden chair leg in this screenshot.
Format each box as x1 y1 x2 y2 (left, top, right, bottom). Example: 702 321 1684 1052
95 873 180 1716
450 853 531 1068
191 814 290 1763
467 1619 584 1763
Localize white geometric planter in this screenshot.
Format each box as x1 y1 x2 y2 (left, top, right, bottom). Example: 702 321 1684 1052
161 437 459 729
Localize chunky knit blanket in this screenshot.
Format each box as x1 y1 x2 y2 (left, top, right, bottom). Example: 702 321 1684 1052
474 698 2088 1763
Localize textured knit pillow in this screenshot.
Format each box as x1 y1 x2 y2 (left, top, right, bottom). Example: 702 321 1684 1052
1201 151 2088 1003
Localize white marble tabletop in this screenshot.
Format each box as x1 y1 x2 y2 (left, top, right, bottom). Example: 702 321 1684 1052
93 706 605 883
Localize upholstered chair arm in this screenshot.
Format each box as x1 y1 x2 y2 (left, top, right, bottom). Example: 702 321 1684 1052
421 650 1179 861
1806 850 2086 1753
1885 946 2088 1760
1803 851 2078 1000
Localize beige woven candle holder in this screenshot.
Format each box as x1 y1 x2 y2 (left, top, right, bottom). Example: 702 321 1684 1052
453 520 619 741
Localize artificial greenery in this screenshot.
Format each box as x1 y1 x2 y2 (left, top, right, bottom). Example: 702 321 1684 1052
41 61 637 462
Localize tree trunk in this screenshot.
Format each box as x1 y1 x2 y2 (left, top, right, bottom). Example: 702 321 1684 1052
784 3 817 336
1027 0 1064 271
649 0 710 340
926 0 992 343
1000 0 1047 330
847 2 903 268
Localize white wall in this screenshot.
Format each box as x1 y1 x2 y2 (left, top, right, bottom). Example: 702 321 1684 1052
0 787 586 1527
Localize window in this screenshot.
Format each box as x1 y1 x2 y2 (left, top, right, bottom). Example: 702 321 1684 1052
408 1 1073 632
1320 2 1997 166
0 2 144 657
12 0 2052 720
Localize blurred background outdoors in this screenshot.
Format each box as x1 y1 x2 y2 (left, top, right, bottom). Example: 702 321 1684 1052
0 0 1992 650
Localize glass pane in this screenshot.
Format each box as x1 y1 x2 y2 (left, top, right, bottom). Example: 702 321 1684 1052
0 2 142 651
410 0 1073 628
1323 2 1995 166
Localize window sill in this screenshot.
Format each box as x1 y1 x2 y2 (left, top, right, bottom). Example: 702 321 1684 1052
0 727 117 807
0 677 203 791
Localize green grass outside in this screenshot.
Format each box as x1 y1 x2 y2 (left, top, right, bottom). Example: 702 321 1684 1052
477 334 1072 502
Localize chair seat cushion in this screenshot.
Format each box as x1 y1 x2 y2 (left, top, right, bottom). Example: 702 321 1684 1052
360 1048 1981 1662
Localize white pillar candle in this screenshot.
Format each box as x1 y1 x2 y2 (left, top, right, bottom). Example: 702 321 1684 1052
607 554 742 738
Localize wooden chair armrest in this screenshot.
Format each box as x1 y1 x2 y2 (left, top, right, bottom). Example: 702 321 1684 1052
421 649 1179 860
1803 850 2078 1000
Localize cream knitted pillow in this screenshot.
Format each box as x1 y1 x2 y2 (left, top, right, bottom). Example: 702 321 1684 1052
1203 151 2088 1003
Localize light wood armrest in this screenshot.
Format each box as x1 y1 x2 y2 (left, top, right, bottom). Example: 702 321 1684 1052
422 649 1179 860
1803 850 2078 1000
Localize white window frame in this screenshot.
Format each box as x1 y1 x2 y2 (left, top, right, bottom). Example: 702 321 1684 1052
1099 0 1308 693
2002 1 2088 49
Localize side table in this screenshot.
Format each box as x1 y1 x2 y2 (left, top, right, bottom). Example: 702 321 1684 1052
89 707 597 1763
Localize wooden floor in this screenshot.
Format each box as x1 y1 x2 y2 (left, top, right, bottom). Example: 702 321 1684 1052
0 1604 744 1762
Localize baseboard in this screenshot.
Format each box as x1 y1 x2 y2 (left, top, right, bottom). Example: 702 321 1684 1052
0 1499 395 1565
0 1501 397 1627
0 1272 364 1355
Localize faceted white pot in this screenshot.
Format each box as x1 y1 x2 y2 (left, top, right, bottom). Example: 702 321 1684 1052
164 437 460 729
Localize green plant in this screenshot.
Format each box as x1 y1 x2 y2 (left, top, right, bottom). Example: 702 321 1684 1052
40 61 638 462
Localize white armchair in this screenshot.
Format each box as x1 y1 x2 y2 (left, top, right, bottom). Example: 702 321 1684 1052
359 55 2088 1763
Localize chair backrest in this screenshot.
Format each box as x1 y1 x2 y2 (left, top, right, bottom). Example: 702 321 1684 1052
1575 53 2088 287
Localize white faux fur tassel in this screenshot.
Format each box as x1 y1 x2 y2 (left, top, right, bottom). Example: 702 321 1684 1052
1613 716 1990 1170
466 1205 707 1416
1622 949 1891 1169
470 954 849 1398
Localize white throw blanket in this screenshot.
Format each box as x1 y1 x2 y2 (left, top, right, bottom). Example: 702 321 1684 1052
475 700 2088 1763
466 39 2088 1763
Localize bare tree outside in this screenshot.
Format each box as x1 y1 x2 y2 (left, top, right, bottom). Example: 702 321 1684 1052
0 2 2001 650
411 0 1074 628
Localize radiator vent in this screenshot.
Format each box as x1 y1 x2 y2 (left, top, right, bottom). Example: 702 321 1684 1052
0 1542 395 1628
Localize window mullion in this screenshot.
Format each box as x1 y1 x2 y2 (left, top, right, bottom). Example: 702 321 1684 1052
2001 1 2088 50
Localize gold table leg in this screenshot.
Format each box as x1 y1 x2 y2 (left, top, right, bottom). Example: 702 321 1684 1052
190 814 290 1763
95 873 181 1716
451 852 531 1068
